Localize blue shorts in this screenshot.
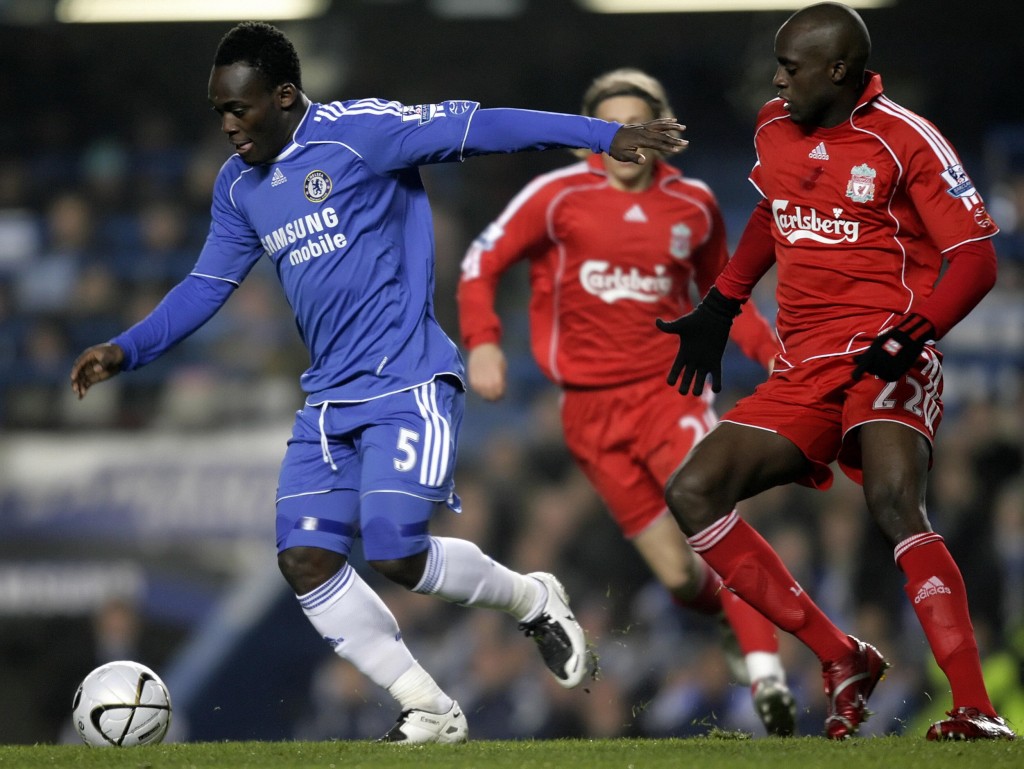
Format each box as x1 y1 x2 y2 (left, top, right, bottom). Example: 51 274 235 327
275 377 464 561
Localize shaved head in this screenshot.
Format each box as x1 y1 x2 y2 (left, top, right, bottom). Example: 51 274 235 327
782 2 871 84
772 2 872 127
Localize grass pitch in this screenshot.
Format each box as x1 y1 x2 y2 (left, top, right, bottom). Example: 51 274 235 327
0 736 1020 769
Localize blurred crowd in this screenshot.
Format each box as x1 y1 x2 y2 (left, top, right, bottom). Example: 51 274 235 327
0 125 313 431
2 114 1024 741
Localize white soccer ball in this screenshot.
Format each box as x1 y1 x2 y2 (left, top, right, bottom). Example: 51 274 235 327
72 660 172 747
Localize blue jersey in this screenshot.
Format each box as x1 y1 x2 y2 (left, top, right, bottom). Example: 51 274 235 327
111 100 619 403
195 98 478 403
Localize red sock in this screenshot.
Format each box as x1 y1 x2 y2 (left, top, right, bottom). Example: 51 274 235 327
720 589 779 655
672 555 779 655
670 556 724 616
896 533 995 715
689 511 851 663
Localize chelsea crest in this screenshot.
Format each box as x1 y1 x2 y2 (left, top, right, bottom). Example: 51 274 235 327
304 170 332 202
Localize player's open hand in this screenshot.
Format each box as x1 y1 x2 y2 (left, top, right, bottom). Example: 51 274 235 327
655 287 741 396
467 342 508 402
70 342 125 399
608 119 687 165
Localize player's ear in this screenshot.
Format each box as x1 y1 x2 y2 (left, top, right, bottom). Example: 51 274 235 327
831 59 849 85
277 82 300 109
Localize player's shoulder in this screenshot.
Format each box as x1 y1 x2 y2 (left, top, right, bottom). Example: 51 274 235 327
491 160 595 224
662 166 714 197
857 95 952 151
518 160 596 201
303 98 477 133
534 159 595 187
212 154 261 198
214 153 245 178
663 176 720 215
754 98 790 130
300 98 405 135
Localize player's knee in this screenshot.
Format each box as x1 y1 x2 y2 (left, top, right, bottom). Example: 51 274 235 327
664 464 720 532
367 554 426 589
278 546 347 595
362 516 430 588
864 477 927 540
865 464 923 511
662 553 704 597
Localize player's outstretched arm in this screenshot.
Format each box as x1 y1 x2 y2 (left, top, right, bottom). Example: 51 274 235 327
68 274 237 401
70 343 125 399
608 118 687 164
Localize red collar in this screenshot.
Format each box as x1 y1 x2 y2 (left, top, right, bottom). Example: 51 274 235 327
855 71 885 111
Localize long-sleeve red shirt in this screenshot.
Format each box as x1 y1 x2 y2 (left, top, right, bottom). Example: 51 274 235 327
458 154 778 389
716 73 997 355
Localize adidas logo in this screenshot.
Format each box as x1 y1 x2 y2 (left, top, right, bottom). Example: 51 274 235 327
624 203 648 223
914 576 952 603
271 167 288 187
808 141 830 160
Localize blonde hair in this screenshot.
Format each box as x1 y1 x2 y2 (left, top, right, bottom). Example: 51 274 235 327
581 68 674 120
576 68 675 158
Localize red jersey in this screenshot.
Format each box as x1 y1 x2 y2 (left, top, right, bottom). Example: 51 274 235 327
735 72 998 358
458 154 777 388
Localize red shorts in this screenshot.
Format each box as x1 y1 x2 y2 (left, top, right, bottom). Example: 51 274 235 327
722 347 943 489
561 377 717 539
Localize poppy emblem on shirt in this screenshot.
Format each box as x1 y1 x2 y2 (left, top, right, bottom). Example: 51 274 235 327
304 170 332 202
845 164 876 203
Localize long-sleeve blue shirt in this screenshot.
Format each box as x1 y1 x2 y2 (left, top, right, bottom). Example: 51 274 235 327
112 99 619 404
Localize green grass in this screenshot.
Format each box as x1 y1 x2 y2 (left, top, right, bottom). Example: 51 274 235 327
0 736 1020 769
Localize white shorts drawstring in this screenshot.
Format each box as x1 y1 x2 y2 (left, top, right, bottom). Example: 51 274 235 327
318 402 338 471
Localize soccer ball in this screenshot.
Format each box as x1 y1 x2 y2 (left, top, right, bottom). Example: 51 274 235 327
72 660 172 747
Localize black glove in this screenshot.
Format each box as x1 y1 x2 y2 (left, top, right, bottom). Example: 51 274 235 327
656 286 742 395
852 313 936 382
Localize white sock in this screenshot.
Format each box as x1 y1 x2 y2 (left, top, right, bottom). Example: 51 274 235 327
746 651 786 684
298 563 448 711
388 664 453 714
413 536 543 621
